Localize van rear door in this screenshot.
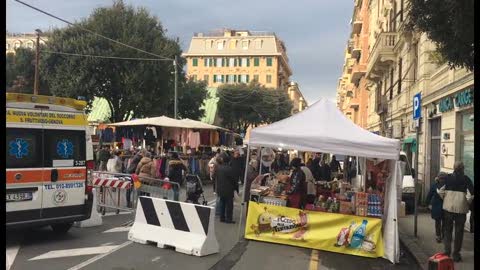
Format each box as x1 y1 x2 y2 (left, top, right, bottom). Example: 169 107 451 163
41 129 87 219
6 127 44 224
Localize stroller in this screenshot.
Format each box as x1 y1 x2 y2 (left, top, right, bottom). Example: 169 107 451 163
185 174 207 205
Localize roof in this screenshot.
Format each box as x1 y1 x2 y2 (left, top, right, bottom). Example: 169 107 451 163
200 87 219 125
249 98 401 160
109 115 230 132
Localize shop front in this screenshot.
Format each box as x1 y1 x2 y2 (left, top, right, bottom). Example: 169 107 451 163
424 85 474 190
239 99 403 263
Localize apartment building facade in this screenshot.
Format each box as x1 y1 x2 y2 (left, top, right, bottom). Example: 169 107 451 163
337 0 370 128
337 0 474 200
183 29 307 124
6 32 46 54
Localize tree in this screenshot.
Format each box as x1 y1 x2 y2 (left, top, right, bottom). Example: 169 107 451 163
216 82 293 134
6 48 44 94
407 0 474 71
41 0 206 122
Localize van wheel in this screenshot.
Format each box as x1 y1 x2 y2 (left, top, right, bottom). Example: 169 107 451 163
51 223 73 234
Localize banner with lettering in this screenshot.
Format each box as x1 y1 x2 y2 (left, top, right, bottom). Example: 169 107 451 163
245 202 384 258
6 109 87 126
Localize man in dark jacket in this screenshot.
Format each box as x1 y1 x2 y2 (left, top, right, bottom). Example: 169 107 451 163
230 149 245 185
98 145 111 171
318 158 332 181
426 172 447 243
214 154 238 223
311 153 322 180
287 158 306 208
438 161 474 262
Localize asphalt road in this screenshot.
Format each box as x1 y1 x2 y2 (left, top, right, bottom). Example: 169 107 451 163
7 183 421 270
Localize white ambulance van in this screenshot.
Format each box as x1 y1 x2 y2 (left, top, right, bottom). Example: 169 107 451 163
6 93 94 233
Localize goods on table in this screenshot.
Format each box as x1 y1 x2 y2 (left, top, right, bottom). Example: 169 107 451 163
354 192 368 217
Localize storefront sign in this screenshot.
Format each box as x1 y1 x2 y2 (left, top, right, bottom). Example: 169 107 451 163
439 87 474 113
245 202 384 258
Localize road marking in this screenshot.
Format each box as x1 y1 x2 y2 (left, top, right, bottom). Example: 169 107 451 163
308 249 320 270
100 242 114 246
151 256 162 262
102 226 132 233
66 241 132 270
29 245 120 261
6 244 21 270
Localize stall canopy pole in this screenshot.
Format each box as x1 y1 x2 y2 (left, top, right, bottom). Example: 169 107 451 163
237 144 251 240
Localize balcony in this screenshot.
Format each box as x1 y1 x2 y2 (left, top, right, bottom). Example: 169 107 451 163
347 57 356 72
352 15 363 34
351 35 361 59
366 32 398 80
350 62 367 84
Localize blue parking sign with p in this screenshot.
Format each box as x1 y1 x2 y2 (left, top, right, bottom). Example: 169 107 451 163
413 93 421 120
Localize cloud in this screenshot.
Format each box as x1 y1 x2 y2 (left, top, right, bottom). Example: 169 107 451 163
7 0 353 104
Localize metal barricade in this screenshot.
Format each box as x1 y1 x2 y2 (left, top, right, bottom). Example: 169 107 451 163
91 171 181 216
92 171 135 215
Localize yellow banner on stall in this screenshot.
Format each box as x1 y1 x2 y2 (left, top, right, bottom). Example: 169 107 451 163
6 109 87 126
245 202 384 258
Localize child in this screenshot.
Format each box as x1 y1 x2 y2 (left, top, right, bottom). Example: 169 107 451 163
425 172 447 243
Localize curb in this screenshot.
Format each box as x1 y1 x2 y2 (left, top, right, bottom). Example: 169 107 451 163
398 228 429 270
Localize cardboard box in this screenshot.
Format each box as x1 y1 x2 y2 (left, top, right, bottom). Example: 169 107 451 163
339 201 353 214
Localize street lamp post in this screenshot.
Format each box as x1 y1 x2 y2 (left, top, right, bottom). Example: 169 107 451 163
34 29 42 95
174 55 178 119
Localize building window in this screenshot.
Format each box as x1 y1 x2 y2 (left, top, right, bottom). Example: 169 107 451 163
253 74 259 82
266 57 273 66
204 75 209 83
204 58 213 67
389 69 394 100
229 58 235 67
192 58 198 67
216 58 223 67
217 41 224 50
266 74 272 83
254 57 260 66
255 39 263 49
241 58 249 67
242 40 249 50
240 74 249 83
214 74 224 83
230 40 236 49
228 74 235 83
192 75 197 81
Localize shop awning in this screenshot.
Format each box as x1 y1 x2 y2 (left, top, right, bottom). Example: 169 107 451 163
402 137 417 152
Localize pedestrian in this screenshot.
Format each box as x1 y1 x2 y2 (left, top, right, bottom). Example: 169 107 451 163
437 161 474 262
300 163 316 205
135 151 156 178
125 151 143 207
98 145 111 171
318 158 332 181
425 172 447 243
213 154 238 223
230 149 245 185
107 150 123 173
168 152 187 188
287 158 306 209
330 155 342 179
311 153 322 181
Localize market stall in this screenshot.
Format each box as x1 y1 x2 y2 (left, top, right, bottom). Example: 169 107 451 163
239 98 402 263
106 116 238 180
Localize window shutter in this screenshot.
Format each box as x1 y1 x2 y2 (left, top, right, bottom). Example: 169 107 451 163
204 58 207 66
213 74 217 82
246 58 250 67
221 75 225 82
246 75 250 83
234 75 237 83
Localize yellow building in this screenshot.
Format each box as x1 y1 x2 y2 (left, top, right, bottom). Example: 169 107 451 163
361 0 474 199
6 32 46 54
182 29 292 91
287 82 308 114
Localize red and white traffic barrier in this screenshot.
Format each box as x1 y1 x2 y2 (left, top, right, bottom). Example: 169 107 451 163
93 178 132 189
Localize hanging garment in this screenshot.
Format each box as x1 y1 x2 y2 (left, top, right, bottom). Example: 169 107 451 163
200 130 210 145
123 138 133 150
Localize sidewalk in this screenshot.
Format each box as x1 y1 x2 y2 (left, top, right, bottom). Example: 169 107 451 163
398 211 474 270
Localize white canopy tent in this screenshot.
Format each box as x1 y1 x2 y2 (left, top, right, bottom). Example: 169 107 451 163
248 98 400 160
110 115 230 131
239 98 402 263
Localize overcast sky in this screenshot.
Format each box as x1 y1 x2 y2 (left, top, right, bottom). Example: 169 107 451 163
7 0 353 104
